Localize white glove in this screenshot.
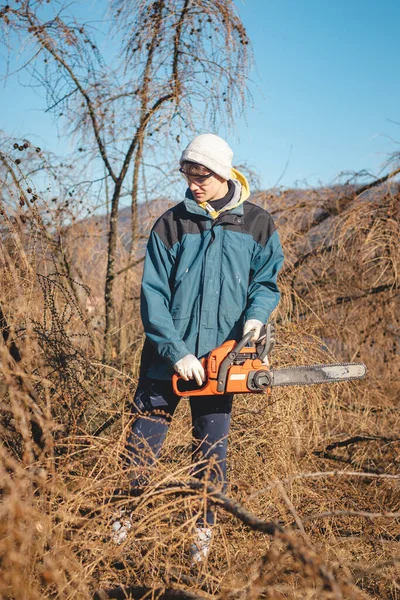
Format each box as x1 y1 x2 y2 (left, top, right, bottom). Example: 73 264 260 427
173 354 205 386
243 319 263 342
243 320 270 367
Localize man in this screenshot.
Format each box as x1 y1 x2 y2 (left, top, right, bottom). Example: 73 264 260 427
113 134 284 559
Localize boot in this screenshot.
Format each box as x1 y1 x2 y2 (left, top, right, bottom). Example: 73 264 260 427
110 510 133 545
190 527 212 564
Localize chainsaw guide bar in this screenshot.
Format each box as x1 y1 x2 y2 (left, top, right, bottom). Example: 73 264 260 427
270 363 367 388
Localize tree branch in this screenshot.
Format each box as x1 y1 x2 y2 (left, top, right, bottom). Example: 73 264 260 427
115 255 145 277
334 283 399 306
315 435 400 454
25 13 117 183
355 165 400 196
172 0 191 99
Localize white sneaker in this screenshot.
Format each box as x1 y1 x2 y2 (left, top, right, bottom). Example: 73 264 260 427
111 513 133 545
190 527 212 564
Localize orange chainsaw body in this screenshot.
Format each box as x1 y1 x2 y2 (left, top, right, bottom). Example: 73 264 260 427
172 339 271 396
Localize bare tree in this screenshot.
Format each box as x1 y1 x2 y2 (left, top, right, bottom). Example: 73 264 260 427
0 0 252 360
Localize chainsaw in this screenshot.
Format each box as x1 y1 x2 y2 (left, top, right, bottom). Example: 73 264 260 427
172 323 367 396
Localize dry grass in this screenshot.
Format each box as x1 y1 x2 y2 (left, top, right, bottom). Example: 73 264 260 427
0 170 399 599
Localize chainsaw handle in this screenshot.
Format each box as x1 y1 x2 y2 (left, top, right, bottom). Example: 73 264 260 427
216 331 255 393
172 357 209 395
256 322 276 361
232 330 256 354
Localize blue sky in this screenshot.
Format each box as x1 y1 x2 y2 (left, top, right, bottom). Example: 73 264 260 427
233 0 400 187
1 0 399 189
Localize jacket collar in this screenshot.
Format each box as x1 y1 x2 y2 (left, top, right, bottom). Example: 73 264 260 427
183 179 245 218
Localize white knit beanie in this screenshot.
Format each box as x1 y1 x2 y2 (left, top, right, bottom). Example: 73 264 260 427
180 133 233 180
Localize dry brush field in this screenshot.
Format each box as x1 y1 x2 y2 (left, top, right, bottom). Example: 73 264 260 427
0 160 399 599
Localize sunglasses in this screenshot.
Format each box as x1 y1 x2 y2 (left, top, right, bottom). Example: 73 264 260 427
179 168 214 186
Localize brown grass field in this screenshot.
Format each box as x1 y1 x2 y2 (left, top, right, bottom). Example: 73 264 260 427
0 162 399 599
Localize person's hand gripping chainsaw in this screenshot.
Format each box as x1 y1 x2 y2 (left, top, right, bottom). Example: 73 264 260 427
243 319 270 367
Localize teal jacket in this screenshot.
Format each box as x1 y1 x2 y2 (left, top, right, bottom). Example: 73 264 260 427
140 172 284 380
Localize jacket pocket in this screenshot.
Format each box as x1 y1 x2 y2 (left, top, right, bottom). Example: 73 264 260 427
171 296 200 340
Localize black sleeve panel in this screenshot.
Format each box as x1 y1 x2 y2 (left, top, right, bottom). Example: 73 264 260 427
151 202 209 250
242 201 277 247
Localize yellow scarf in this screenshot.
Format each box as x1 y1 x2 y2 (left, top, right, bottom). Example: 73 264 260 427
198 168 250 219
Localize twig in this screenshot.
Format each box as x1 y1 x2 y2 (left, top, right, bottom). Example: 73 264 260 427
313 451 387 474
275 480 309 542
249 470 400 499
317 527 400 543
0 303 22 362
303 510 400 523
334 283 399 306
350 557 400 575
94 586 207 600
315 435 400 454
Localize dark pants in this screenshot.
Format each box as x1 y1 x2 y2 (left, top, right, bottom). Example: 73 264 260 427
126 377 233 525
